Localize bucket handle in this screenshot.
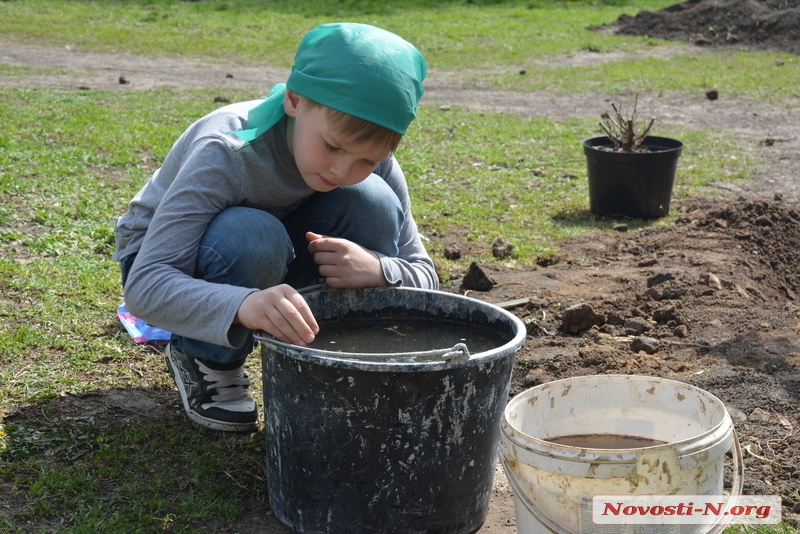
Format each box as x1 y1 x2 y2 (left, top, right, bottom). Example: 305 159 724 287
707 426 744 534
341 342 471 363
348 342 470 363
342 342 471 362
698 426 744 534
500 454 566 534
438 342 470 362
500 427 744 534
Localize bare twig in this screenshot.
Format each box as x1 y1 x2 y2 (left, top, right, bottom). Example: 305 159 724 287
599 95 657 151
494 281 524 288
595 256 625 265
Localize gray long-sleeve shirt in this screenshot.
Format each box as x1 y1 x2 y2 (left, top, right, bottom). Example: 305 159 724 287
113 100 438 349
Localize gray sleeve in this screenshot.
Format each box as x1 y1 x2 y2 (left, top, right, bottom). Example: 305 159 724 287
123 137 255 349
374 156 439 290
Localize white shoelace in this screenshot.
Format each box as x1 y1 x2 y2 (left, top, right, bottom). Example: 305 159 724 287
196 360 251 403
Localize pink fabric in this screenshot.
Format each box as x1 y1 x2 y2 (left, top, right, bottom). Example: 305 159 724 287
117 303 171 343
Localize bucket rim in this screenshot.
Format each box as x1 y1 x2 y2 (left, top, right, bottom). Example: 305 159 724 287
501 374 732 462
255 286 527 372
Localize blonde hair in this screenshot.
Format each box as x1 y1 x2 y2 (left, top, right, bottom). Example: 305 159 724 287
302 96 403 154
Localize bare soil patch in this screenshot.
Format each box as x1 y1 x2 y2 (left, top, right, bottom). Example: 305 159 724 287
2 15 800 531
445 198 800 530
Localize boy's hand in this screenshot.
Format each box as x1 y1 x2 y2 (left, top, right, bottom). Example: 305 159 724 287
235 285 319 346
306 232 388 288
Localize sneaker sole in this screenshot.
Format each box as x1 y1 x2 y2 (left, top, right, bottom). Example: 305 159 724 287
165 350 258 433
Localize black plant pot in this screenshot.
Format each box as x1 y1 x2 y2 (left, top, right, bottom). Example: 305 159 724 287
583 135 683 220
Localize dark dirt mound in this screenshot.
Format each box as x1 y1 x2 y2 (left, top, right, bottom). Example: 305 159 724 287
597 0 800 55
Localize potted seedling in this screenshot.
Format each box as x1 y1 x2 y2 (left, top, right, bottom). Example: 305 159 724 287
583 96 683 220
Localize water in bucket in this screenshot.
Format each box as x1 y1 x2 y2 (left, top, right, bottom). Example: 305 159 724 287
308 319 507 358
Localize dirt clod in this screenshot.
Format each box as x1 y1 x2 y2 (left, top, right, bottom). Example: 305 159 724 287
561 302 605 334
491 238 515 259
443 245 461 260
461 262 496 291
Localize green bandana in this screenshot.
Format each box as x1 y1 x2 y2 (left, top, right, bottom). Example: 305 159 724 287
233 23 426 142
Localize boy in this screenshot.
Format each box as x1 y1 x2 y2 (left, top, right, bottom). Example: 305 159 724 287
113 23 437 432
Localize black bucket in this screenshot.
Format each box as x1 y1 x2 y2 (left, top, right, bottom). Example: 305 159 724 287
256 286 526 534
583 135 683 219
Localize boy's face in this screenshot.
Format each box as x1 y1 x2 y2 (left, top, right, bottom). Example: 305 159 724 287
284 91 392 192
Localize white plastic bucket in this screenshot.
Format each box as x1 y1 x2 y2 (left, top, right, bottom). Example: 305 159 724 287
500 375 743 534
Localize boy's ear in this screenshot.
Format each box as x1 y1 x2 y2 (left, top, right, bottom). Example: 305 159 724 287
284 90 301 117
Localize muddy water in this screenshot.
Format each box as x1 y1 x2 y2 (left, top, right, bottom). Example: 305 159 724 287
308 320 507 357
547 434 667 449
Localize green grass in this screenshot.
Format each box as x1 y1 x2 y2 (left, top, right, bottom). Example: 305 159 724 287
0 87 266 532
2 411 268 532
0 0 796 531
492 50 800 100
0 0 677 68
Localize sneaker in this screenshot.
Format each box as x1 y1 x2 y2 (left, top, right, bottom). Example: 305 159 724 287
165 343 258 432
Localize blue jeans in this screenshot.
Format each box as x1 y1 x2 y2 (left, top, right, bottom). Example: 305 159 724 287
120 174 404 363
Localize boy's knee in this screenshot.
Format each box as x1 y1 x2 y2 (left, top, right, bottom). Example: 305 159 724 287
198 207 294 288
340 176 404 231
